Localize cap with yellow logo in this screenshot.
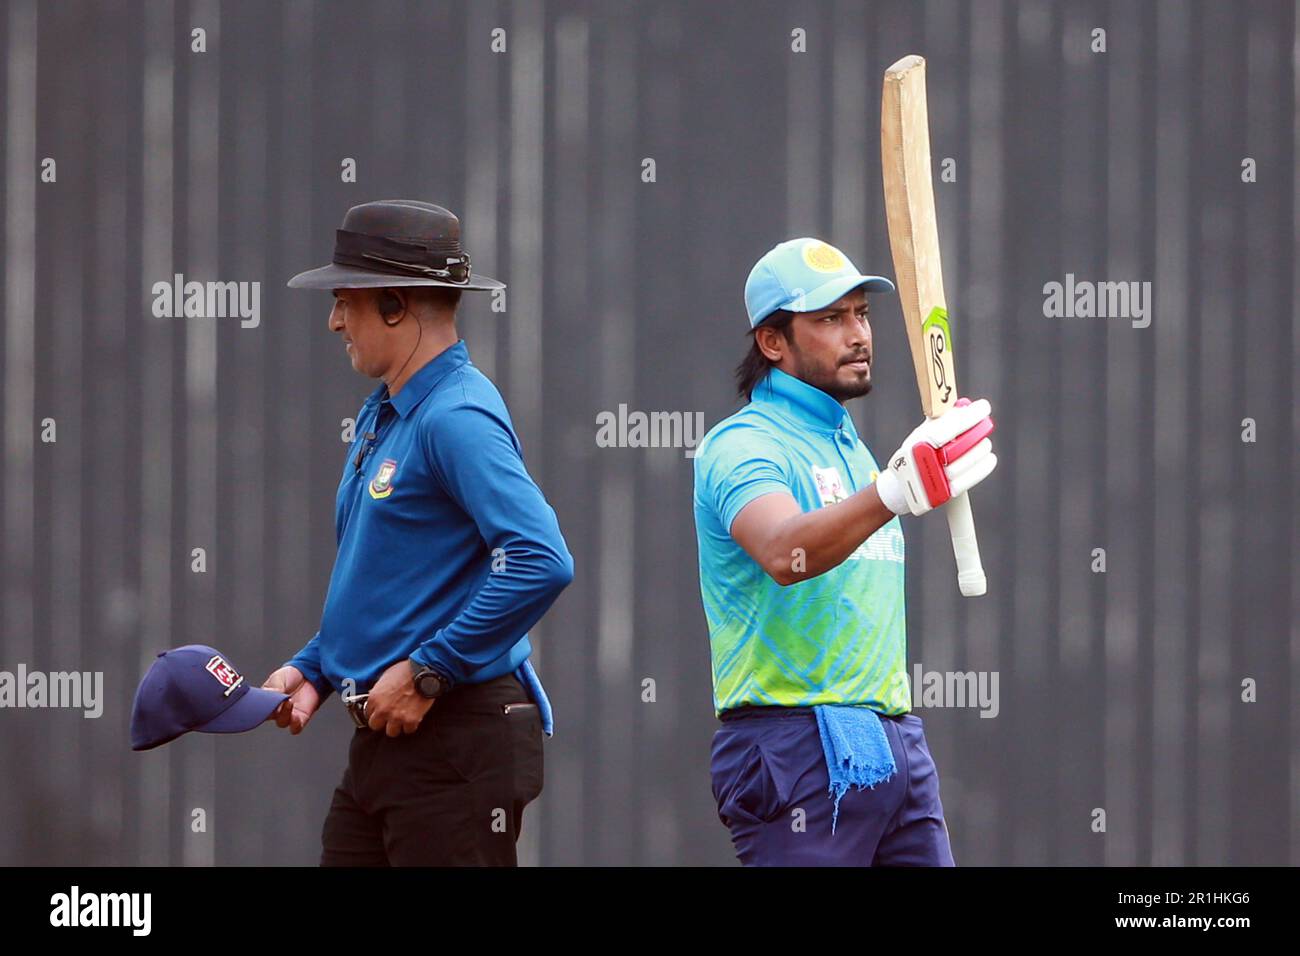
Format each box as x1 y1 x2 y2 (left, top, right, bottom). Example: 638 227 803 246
743 237 895 328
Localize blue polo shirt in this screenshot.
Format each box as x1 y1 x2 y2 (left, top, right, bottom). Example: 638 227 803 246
286 340 573 732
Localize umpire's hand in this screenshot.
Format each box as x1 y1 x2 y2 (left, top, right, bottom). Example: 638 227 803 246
365 659 436 737
263 666 322 734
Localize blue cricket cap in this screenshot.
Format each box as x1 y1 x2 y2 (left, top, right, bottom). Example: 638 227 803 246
744 237 895 328
130 644 288 751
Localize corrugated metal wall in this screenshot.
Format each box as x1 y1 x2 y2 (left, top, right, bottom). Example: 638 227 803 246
0 0 1295 866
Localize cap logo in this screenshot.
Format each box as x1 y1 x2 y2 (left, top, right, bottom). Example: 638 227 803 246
801 241 846 273
205 655 244 698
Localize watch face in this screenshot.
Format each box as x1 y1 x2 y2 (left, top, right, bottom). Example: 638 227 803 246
417 672 442 698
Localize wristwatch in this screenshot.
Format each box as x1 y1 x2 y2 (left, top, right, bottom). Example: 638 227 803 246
409 659 449 699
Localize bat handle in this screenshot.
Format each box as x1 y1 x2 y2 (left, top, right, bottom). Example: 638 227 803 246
943 490 986 597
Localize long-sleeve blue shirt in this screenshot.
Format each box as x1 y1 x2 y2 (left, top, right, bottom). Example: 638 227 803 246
286 340 572 733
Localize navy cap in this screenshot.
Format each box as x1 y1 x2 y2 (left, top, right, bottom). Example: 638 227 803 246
130 644 288 751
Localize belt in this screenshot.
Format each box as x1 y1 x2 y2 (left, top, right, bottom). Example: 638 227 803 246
719 705 814 722
719 704 908 723
341 672 530 731
342 692 371 729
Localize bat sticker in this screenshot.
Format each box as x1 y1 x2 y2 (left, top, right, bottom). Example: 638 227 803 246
922 306 954 404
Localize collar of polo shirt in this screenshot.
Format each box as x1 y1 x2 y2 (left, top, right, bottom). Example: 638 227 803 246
368 339 472 418
751 367 858 438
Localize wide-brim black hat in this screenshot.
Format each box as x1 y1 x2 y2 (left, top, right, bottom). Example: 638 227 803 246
287 199 505 291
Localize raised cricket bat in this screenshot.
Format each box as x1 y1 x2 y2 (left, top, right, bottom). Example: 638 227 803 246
880 54 987 597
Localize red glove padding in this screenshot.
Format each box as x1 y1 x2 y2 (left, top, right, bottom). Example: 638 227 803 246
876 398 997 516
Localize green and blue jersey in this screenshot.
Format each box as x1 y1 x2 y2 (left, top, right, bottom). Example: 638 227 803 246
693 368 910 717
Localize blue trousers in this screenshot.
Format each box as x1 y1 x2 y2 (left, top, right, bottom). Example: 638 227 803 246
710 708 955 866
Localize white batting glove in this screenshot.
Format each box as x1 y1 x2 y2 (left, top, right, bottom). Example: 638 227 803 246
875 398 997 517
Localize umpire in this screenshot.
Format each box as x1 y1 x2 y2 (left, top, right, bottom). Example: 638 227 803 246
264 200 574 866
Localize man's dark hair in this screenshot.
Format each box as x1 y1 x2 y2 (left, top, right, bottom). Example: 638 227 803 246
415 286 463 313
735 309 796 400
377 286 463 318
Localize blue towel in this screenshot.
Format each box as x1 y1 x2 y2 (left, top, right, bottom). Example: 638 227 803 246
814 704 897 833
513 659 554 737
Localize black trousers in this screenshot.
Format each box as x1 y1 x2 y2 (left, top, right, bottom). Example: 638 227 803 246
320 672 544 866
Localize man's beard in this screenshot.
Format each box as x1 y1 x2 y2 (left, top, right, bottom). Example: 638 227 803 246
789 345 873 402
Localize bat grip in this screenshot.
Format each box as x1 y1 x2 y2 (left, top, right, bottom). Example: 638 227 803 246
943 490 986 597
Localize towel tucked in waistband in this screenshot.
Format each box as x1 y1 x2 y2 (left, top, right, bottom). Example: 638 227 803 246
813 704 897 834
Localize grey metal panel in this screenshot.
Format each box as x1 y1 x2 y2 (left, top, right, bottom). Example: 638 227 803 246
0 0 1294 867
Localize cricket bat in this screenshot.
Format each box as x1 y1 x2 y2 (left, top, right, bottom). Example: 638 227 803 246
880 54 987 597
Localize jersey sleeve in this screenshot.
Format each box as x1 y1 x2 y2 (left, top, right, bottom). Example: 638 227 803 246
284 630 334 701
696 421 795 533
410 400 574 685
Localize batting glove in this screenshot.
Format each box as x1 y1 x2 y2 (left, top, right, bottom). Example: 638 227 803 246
875 398 997 517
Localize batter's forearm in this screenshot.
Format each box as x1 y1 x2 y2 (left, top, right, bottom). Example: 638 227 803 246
764 484 895 584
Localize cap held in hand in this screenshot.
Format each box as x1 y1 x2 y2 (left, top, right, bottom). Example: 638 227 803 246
130 645 288 751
